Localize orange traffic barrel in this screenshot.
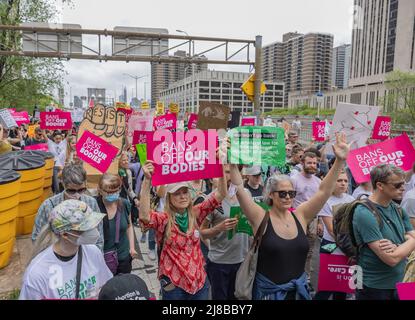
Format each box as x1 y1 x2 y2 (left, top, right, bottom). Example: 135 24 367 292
0 151 46 236
0 170 21 269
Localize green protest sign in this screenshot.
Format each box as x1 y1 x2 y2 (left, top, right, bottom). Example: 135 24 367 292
228 202 270 240
228 126 286 166
136 144 147 166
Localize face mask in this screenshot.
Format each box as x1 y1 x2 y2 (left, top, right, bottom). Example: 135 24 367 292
104 193 120 203
67 228 100 246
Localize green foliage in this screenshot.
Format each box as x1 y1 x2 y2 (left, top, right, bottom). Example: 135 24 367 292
0 0 72 110
263 106 335 117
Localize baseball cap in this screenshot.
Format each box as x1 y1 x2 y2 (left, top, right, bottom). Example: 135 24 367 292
98 274 151 300
242 165 262 176
166 182 189 194
49 199 105 234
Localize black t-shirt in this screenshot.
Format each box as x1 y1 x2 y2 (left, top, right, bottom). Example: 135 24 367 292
244 183 264 203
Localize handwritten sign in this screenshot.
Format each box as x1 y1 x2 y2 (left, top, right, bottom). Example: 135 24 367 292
0 109 18 129
372 116 391 140
40 112 73 130
347 134 415 184
76 131 119 173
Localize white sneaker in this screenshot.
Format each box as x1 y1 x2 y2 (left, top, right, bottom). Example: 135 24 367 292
148 250 156 261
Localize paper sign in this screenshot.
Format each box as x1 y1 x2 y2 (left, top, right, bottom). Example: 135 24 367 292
187 114 198 129
229 126 286 166
25 143 49 152
228 111 241 129
317 253 355 294
27 125 39 138
241 117 256 127
396 283 415 300
10 110 30 126
127 110 154 145
132 130 151 146
147 129 223 186
153 114 177 131
228 202 268 240
71 109 84 123
328 103 380 152
0 109 18 129
40 112 73 130
169 103 179 114
136 144 147 166
76 130 119 173
347 134 415 184
196 102 230 130
372 116 391 140
312 121 327 141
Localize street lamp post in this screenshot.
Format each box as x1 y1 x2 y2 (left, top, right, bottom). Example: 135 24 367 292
123 73 149 100
222 82 233 110
317 74 322 119
177 30 196 113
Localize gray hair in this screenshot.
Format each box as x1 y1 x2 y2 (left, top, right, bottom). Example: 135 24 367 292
264 174 294 206
370 164 405 190
62 164 87 187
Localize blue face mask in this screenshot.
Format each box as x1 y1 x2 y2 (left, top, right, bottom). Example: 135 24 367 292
104 193 120 203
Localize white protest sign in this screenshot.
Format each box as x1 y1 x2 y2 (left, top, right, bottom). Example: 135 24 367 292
0 109 18 129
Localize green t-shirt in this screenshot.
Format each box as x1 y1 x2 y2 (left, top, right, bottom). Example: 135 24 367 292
352 202 413 289
104 199 131 261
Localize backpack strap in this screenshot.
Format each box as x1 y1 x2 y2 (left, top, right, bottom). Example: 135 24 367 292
252 211 270 252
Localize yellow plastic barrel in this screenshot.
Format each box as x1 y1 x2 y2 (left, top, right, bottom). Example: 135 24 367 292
22 151 55 200
0 170 21 269
0 151 46 236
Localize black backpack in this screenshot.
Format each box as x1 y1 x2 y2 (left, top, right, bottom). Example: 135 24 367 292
332 197 403 262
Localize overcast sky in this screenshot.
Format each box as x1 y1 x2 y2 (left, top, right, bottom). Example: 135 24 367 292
59 0 354 105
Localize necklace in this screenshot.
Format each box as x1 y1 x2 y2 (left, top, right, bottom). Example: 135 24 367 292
271 210 291 228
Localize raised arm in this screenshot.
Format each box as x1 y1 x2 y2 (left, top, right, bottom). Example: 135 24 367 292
297 132 351 224
139 161 154 224
230 164 265 232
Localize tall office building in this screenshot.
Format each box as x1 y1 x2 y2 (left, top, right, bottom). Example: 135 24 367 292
87 88 106 104
332 44 351 89
151 50 208 107
349 0 415 87
262 32 333 106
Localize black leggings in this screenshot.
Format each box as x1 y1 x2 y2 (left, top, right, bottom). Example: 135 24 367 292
116 256 132 275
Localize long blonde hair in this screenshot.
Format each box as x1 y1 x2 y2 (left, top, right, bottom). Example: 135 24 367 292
163 192 197 240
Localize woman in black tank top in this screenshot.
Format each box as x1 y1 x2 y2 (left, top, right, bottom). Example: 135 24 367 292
229 132 351 300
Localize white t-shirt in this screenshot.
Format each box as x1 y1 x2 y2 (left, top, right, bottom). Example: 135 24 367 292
48 139 67 167
402 188 415 219
404 175 415 197
352 185 372 199
19 245 112 300
318 193 355 242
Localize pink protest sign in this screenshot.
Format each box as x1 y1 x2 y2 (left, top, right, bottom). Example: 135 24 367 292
241 117 256 127
312 121 326 141
25 143 49 152
147 129 223 186
188 114 198 129
347 134 415 184
317 253 355 294
397 283 415 300
10 111 30 126
40 112 73 130
153 114 177 131
127 110 154 145
132 130 151 146
76 131 119 173
372 116 391 140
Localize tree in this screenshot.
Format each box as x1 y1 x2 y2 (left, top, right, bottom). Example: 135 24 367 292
383 70 415 122
0 0 72 110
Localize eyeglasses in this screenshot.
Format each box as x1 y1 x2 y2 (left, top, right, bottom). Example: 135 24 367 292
385 181 405 189
65 187 87 195
101 188 121 195
274 190 297 199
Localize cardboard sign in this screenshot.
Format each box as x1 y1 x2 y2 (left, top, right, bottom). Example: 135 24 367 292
317 253 355 294
153 114 177 131
196 102 230 130
187 114 198 129
229 126 286 166
127 110 154 145
25 143 49 152
241 117 256 127
346 134 415 184
396 283 415 300
156 101 165 115
40 112 73 130
10 110 30 126
76 130 119 173
228 111 241 129
312 121 327 141
147 129 223 186
328 103 380 152
372 116 391 140
0 109 18 129
136 144 147 166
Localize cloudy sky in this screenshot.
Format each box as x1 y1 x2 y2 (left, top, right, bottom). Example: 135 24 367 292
58 0 354 105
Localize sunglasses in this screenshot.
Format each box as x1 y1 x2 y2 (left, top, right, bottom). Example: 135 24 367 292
274 190 297 199
385 181 405 189
65 187 87 195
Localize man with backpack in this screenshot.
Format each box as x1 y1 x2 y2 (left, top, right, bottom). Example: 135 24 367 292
352 164 415 300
